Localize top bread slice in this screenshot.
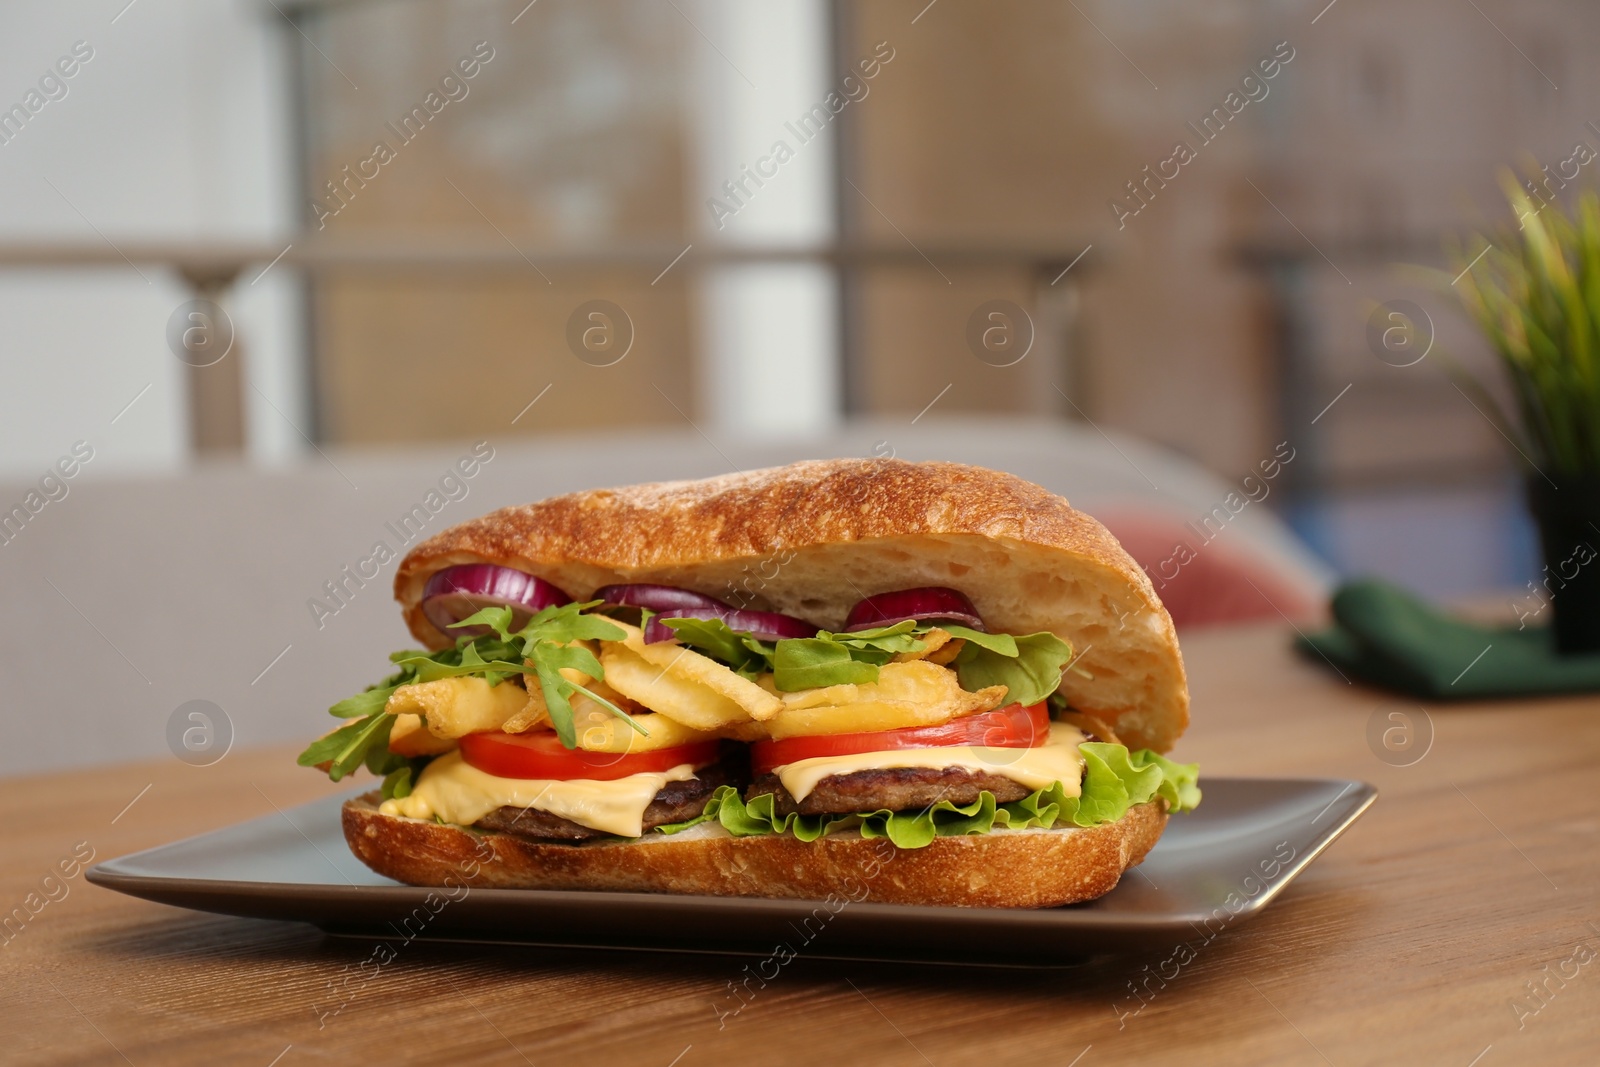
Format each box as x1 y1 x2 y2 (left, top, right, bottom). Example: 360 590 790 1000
394 459 1189 753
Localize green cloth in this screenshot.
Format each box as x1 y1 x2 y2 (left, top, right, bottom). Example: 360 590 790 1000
1295 578 1600 699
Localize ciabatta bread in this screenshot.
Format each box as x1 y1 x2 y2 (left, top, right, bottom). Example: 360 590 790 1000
343 792 1169 909
394 459 1188 752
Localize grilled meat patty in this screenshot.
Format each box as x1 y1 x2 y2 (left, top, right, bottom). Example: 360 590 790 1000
474 755 743 842
748 765 1037 818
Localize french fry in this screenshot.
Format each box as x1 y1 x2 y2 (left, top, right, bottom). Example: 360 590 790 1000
608 619 783 721
385 676 531 739
600 644 754 731
570 700 723 753
762 661 1005 740
387 713 457 757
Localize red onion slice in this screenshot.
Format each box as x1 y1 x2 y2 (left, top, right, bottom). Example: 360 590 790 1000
592 583 732 613
595 582 819 644
644 607 821 644
843 586 987 632
422 564 572 636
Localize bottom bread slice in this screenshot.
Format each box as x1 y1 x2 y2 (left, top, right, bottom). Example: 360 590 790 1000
343 793 1168 908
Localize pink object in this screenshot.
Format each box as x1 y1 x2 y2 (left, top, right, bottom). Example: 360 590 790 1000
1096 510 1324 630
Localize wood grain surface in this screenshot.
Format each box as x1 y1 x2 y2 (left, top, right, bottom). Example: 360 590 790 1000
3 620 1598 1066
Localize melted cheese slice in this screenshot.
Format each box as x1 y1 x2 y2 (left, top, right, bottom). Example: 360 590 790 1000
775 724 1088 803
379 751 696 837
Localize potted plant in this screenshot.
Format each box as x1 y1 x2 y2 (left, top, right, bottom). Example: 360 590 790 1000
1452 178 1600 654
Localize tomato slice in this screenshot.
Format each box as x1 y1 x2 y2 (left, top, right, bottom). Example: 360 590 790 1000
458 732 722 781
749 702 1050 777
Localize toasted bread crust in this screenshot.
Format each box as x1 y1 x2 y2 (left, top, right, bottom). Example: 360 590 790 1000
393 459 1188 752
342 793 1168 909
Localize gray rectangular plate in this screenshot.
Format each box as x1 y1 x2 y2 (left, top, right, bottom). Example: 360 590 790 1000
88 777 1374 965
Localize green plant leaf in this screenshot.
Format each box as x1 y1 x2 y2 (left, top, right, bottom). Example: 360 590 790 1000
1447 173 1600 476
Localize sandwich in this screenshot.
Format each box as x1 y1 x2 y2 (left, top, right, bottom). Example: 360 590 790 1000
299 459 1199 908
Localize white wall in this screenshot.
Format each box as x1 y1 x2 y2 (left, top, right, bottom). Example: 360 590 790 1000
0 0 304 479
689 0 840 438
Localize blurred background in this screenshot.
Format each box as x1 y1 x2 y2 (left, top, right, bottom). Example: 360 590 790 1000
1 0 1584 773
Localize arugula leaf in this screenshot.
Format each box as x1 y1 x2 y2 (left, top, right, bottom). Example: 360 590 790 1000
295 711 395 782
657 743 1201 847
533 638 605 681
391 651 536 686
445 601 637 746
451 604 517 639
381 765 415 799
379 757 435 800
761 622 933 690
823 620 928 657
661 617 774 680
446 602 623 649
298 601 638 778
658 617 936 688
524 638 646 746
657 614 1070 702
295 719 366 769
939 624 1017 656
772 638 880 690
826 621 916 641
520 601 626 645
454 640 500 685
328 685 402 719
953 631 1074 706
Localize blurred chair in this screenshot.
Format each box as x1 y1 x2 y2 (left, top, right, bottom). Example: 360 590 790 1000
1 417 1332 776
1095 508 1325 629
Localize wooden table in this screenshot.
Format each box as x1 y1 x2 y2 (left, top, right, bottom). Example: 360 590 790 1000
5 620 1598 1066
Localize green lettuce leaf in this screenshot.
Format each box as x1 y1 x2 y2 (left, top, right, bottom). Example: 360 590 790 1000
1134 749 1204 811
656 742 1200 849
